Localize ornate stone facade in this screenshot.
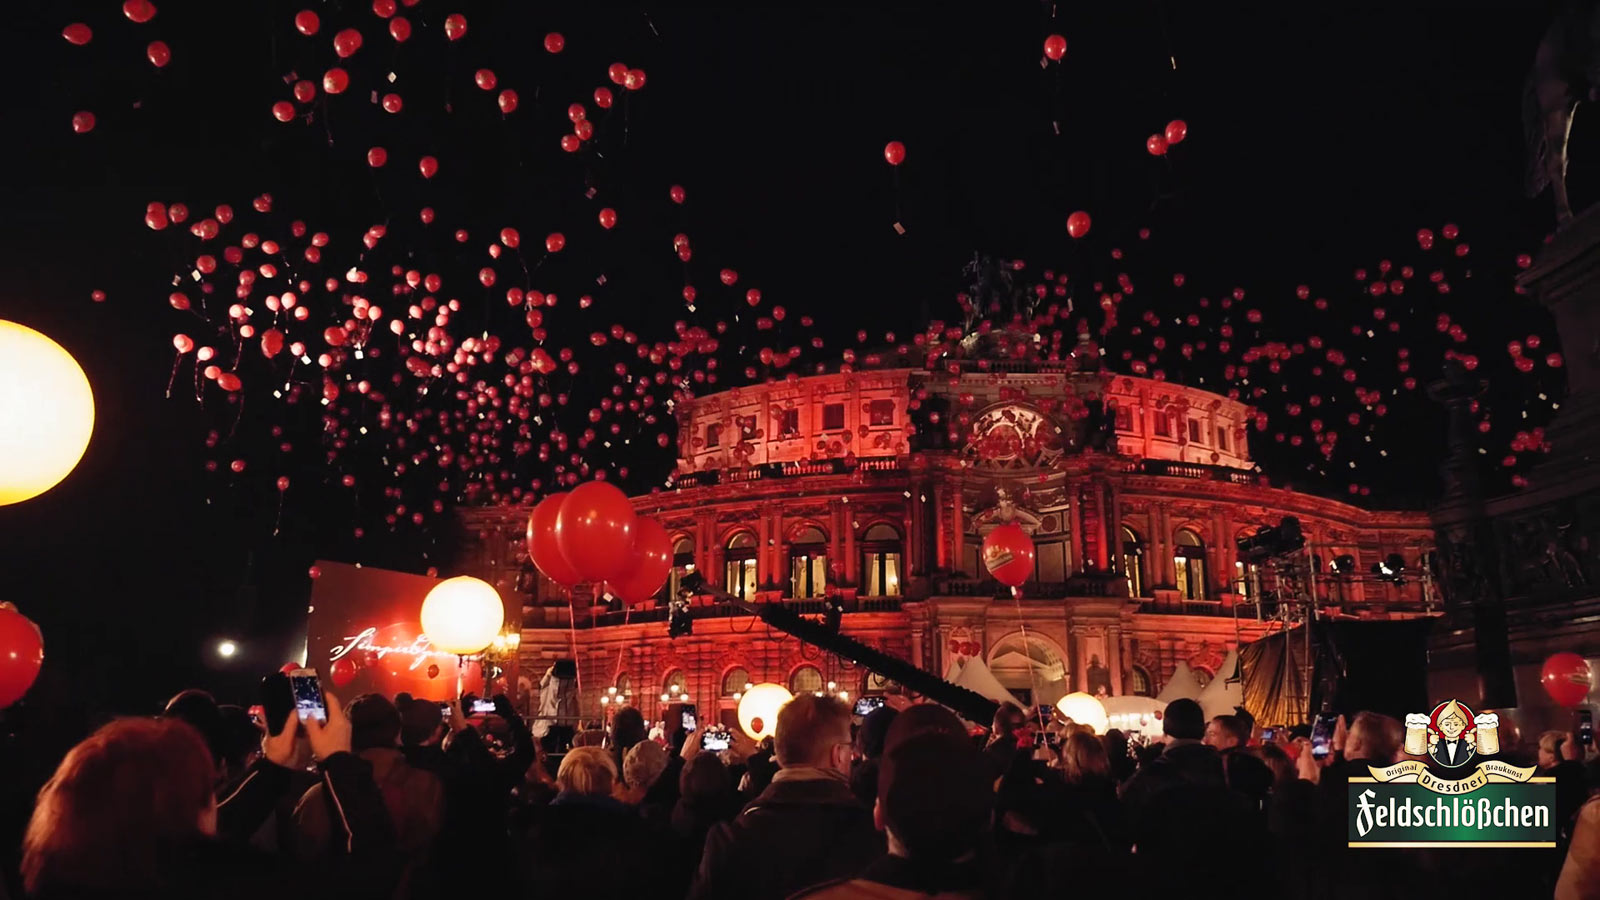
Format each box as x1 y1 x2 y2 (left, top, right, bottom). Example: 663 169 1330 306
458 364 1435 724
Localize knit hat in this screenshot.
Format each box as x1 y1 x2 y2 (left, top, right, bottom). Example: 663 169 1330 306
624 739 670 791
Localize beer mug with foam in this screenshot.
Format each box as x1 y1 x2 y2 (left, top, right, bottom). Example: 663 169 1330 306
1404 712 1429 756
1475 713 1501 756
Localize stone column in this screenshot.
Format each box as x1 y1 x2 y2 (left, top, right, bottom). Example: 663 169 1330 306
1066 481 1084 574
1108 624 1125 695
772 504 786 591
1108 485 1125 576
908 479 924 576
950 475 965 576
844 507 859 585
1153 502 1173 586
1092 481 1110 571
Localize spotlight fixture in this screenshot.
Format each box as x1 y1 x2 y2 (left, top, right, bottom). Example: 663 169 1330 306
1372 553 1407 585
1235 516 1305 563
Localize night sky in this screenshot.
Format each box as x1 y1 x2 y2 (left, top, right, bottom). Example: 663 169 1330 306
0 1 1561 717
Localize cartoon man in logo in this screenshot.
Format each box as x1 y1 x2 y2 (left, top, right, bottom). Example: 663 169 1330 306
1426 699 1477 768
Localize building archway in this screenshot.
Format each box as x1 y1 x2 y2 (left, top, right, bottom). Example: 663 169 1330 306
1174 527 1209 601
987 631 1070 708
725 530 757 599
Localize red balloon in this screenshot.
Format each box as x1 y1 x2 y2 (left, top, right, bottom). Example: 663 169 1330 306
474 68 496 90
62 23 92 45
527 493 582 585
598 208 617 229
443 13 467 40
611 517 673 605
1146 134 1168 156
1542 653 1591 708
389 16 411 41
884 140 906 166
272 101 295 122
1165 119 1188 144
146 40 171 67
0 606 43 708
418 155 438 178
981 523 1035 587
544 32 564 53
1066 210 1091 238
329 656 359 688
71 111 95 134
333 28 363 57
498 89 519 113
294 9 320 35
545 232 566 253
367 146 388 168
123 0 157 24
279 662 300 675
1043 34 1067 61
323 67 349 94
555 481 638 583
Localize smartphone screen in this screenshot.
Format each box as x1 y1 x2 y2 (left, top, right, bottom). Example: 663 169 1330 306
1310 712 1337 758
289 669 327 722
1260 727 1278 743
702 730 730 751
1580 710 1594 748
853 695 886 717
681 708 697 732
472 699 497 715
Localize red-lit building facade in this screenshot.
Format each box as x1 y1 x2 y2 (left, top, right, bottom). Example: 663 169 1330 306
459 354 1436 727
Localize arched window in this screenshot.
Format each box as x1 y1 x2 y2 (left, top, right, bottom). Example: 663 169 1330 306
1127 666 1152 697
1174 528 1209 601
987 632 1069 708
614 673 632 696
861 523 903 597
1122 526 1147 598
789 665 824 695
667 536 695 600
662 669 688 702
790 526 827 599
725 531 757 599
722 667 750 697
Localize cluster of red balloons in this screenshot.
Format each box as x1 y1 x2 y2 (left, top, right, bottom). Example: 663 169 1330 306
526 481 673 605
946 639 981 657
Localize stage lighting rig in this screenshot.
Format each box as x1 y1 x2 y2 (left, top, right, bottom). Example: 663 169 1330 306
1235 517 1306 563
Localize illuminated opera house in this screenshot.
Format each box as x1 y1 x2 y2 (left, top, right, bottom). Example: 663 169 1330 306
458 334 1436 728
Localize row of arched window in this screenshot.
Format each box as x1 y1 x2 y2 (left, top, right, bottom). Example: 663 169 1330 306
1120 525 1211 601
715 522 904 600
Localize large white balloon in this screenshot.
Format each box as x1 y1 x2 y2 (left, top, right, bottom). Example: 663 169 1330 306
420 576 505 655
0 321 94 505
737 682 793 741
1055 692 1109 735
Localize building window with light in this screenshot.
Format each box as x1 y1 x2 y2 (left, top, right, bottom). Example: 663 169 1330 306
1216 426 1229 452
722 667 749 697
1174 528 1209 601
666 536 695 600
778 408 800 438
725 531 757 599
1235 560 1256 599
663 669 687 701
789 665 824 694
861 523 902 596
705 423 722 449
869 399 896 427
1115 405 1133 432
790 526 828 598
1164 411 1180 439
1128 666 1152 696
1188 419 1204 444
1122 526 1147 598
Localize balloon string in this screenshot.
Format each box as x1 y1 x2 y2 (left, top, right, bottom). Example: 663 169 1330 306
1011 585 1047 730
166 353 182 399
565 586 583 716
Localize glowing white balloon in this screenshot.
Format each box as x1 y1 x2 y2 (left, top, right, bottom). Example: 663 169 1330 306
737 682 792 741
420 576 505 655
1055 692 1109 735
0 320 94 505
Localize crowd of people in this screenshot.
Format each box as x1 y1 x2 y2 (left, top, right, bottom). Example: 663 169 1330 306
5 681 1600 899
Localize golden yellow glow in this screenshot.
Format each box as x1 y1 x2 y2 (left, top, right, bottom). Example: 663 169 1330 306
737 682 792 741
1055 692 1109 734
0 321 94 506
419 576 505 655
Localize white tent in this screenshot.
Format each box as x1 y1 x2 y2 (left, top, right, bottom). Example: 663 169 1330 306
951 655 1026 710
1155 661 1204 703
943 658 964 684
1197 649 1244 720
1101 695 1166 737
